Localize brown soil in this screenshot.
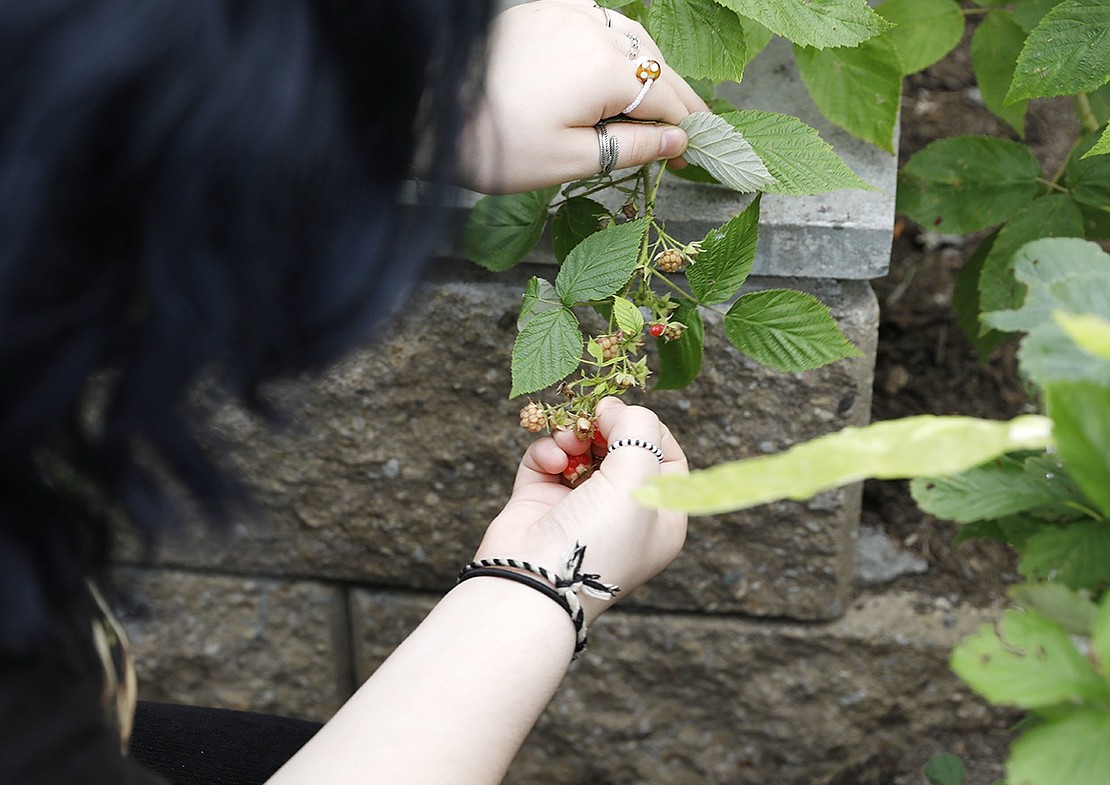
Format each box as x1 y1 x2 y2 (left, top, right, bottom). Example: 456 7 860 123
864 20 1079 610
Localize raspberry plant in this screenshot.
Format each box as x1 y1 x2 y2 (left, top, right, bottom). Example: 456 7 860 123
893 0 1110 358
637 237 1110 785
469 0 1110 780
464 0 912 430
466 134 864 431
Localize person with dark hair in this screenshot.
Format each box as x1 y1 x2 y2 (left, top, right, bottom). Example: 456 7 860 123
0 0 707 782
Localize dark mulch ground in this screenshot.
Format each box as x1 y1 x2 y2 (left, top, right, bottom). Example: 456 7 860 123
855 20 1083 785
863 20 1079 609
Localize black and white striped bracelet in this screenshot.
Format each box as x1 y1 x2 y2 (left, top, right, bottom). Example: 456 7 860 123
456 543 619 659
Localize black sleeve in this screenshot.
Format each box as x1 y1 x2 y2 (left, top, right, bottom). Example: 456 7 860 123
0 602 166 785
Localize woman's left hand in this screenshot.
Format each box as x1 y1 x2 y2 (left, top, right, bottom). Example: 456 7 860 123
457 0 709 194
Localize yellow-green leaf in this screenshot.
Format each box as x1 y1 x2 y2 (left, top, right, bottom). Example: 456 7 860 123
1055 311 1110 360
634 414 1053 514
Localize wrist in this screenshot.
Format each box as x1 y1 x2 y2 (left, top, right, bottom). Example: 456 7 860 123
456 543 619 658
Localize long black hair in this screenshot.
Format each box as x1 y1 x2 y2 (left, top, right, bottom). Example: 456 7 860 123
0 0 493 649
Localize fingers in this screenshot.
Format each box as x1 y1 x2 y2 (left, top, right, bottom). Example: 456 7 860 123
552 427 592 457
601 16 709 118
512 435 569 491
593 397 685 491
584 121 690 175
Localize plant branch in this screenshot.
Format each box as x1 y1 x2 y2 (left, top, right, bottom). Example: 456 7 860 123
1076 93 1100 136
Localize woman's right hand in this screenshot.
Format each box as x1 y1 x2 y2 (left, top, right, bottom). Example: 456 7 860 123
473 397 688 624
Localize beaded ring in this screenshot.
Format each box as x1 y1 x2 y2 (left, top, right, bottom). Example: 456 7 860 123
607 436 665 463
622 58 662 115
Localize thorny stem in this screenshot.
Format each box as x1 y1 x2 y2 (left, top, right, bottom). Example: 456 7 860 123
534 163 705 429
552 171 642 207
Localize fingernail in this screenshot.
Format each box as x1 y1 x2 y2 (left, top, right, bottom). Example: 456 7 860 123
660 128 686 159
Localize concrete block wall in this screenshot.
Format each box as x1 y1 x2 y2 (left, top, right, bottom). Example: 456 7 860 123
108 33 1013 784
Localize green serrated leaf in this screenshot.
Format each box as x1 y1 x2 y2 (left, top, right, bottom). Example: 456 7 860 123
954 515 1050 547
678 112 775 192
876 0 965 75
1008 583 1100 636
953 608 1110 707
1066 126 1110 205
611 295 645 336
910 453 1082 524
1012 0 1064 33
1089 81 1110 123
1082 124 1110 158
1020 324 1110 388
977 195 1086 318
924 753 966 785
972 11 1030 136
724 289 861 372
552 197 610 264
654 301 704 391
719 110 875 195
794 36 904 153
518 277 561 331
1007 0 1110 102
1008 710 1110 785
1095 593 1110 674
510 307 582 398
896 136 1043 234
634 414 1054 514
1020 521 1110 590
463 187 556 271
1045 381 1110 518
647 0 749 82
1055 311 1110 360
984 237 1110 334
739 14 774 60
688 195 761 304
555 218 648 305
718 0 892 49
952 231 1010 358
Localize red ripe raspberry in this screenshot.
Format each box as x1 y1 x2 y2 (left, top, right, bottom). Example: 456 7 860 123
562 452 593 484
648 323 666 338
591 430 608 451
662 322 686 342
518 401 547 433
654 249 686 273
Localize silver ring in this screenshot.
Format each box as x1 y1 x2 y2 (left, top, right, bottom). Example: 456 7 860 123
595 122 619 176
607 437 664 463
624 33 640 60
593 2 612 27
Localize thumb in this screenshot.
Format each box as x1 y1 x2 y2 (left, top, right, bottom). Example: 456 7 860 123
604 122 688 170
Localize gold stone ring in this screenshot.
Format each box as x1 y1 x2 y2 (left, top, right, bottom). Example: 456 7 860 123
622 58 661 115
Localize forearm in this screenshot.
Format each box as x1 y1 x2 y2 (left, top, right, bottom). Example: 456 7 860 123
268 576 575 785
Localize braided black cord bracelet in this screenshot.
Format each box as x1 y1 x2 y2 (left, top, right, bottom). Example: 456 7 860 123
456 543 619 659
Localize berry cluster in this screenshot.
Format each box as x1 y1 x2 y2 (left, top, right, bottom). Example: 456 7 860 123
519 401 547 433
654 248 686 273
